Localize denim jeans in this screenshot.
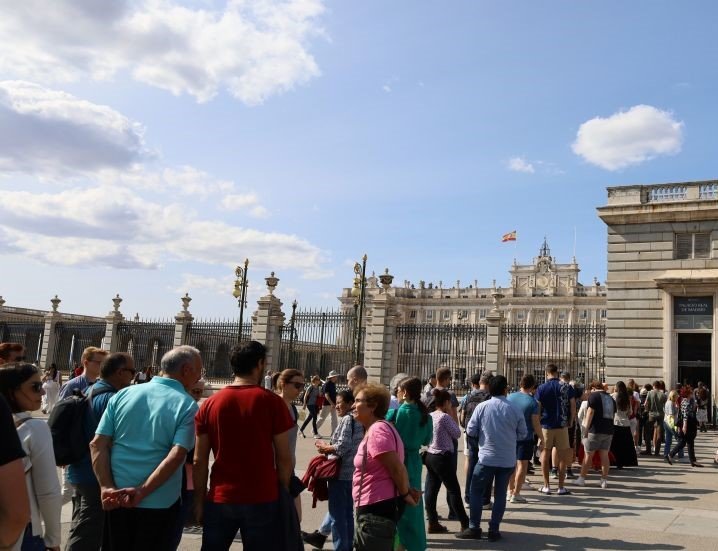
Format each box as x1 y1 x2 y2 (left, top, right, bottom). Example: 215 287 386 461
327 479 354 551
469 464 514 533
201 500 280 551
464 435 491 506
663 422 684 458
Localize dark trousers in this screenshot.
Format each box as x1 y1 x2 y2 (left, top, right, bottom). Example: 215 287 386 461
424 452 469 526
66 483 104 551
671 421 698 463
464 435 491 505
104 500 180 551
301 405 319 434
469 464 513 533
201 500 281 551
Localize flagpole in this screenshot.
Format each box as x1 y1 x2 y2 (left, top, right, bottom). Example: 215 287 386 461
573 227 577 260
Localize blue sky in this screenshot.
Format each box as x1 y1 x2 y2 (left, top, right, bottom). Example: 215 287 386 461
1 1 716 318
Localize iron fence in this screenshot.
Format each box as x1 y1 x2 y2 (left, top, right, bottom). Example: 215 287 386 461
52 321 106 377
185 319 252 383
396 324 487 396
502 324 606 390
278 308 360 379
0 316 45 364
116 320 176 376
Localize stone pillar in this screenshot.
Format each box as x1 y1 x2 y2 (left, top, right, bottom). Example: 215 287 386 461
363 292 398 385
102 294 125 352
251 273 285 374
174 293 194 347
39 295 62 369
484 290 506 376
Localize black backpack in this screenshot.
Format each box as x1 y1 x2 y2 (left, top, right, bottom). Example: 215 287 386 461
459 389 490 428
47 385 113 466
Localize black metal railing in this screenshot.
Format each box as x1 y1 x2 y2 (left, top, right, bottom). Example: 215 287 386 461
52 321 106 377
0 317 46 364
116 320 176 376
278 309 360 379
185 319 252 383
501 324 606 390
396 324 487 396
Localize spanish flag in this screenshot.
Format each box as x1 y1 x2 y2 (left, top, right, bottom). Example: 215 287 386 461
502 230 517 242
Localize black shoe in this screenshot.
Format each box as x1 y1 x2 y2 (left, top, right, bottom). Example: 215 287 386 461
639 450 651 456
664 455 672 465
302 530 327 549
447 512 458 521
533 458 541 466
488 530 502 542
455 527 482 540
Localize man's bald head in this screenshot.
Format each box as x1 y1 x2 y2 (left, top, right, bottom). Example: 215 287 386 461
347 365 367 392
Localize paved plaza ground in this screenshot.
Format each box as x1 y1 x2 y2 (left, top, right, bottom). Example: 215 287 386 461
55 426 718 550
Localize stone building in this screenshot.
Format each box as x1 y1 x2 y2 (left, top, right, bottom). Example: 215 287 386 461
338 238 607 327
598 180 718 389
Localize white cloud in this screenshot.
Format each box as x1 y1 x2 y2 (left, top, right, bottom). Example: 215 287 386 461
382 85 392 93
173 274 234 296
0 80 149 176
506 157 535 173
0 186 328 276
249 205 270 218
0 0 326 104
572 105 684 171
220 193 270 218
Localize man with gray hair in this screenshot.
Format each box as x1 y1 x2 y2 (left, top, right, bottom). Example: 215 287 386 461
91 345 202 550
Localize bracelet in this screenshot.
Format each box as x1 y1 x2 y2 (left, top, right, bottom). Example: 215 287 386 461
400 490 411 498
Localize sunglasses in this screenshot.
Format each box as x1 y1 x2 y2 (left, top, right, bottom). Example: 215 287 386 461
289 382 305 389
190 389 204 395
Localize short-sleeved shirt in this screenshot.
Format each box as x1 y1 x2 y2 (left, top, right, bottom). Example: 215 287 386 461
646 389 667 417
305 385 321 406
59 374 94 400
195 385 294 505
535 378 573 429
0 395 25 466
507 391 539 441
96 377 198 509
323 380 337 404
587 391 615 435
68 379 118 485
352 421 405 507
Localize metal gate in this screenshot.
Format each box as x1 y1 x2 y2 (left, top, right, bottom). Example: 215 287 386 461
116 320 176 376
185 319 252 383
278 307 360 379
395 324 487 394
52 321 106 376
0 317 45 364
502 324 606 390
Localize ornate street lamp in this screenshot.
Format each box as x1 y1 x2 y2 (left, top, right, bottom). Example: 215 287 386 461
232 259 249 342
351 254 368 364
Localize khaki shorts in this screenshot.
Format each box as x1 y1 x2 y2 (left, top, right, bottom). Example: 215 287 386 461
542 427 570 451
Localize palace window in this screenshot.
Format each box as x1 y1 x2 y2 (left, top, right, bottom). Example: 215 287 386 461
409 310 417 319
442 310 452 322
675 232 711 260
478 309 488 319
425 310 435 322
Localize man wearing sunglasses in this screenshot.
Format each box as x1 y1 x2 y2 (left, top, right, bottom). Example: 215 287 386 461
59 347 108 400
0 342 25 365
66 353 136 551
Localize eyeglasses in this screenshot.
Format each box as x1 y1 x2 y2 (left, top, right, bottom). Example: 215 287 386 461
190 389 204 395
28 382 43 393
289 382 305 389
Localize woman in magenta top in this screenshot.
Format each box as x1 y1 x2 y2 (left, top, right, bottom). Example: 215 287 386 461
424 388 469 534
352 384 420 551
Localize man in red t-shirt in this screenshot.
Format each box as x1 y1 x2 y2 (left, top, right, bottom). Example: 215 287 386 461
193 341 294 551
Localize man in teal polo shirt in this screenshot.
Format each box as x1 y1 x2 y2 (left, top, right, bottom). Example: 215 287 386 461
91 345 202 551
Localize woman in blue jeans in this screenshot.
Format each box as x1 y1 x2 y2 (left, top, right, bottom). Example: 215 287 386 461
663 390 684 461
304 390 364 551
301 376 322 438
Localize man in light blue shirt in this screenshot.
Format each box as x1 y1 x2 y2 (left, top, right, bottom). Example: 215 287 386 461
91 345 202 551
457 375 527 543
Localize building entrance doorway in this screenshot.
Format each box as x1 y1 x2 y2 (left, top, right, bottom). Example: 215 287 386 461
677 333 711 387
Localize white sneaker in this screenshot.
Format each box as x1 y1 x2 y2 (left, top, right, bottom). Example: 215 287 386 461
600 478 608 489
573 476 586 486
521 482 533 490
510 494 527 504
482 501 493 510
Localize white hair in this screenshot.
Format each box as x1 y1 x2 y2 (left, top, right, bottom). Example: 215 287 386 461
161 345 201 375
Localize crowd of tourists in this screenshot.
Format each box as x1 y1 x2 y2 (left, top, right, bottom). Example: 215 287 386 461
0 339 714 550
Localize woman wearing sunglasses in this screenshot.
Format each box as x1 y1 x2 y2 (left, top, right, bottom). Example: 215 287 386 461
278 369 306 521
0 362 62 551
